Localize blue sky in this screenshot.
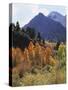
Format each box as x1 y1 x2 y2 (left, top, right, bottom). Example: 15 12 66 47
12 3 66 27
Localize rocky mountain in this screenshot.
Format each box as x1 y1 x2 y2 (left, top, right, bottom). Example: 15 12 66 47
24 12 66 42
48 11 66 27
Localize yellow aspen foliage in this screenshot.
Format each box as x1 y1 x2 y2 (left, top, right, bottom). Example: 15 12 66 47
58 43 66 59
49 56 56 66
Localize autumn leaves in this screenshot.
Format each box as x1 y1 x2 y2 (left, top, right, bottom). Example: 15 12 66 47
10 41 57 78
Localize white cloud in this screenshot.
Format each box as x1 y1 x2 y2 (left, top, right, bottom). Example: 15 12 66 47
31 5 39 14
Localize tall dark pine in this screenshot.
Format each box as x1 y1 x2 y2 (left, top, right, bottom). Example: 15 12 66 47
26 27 36 39
37 32 41 42
9 23 15 32
15 21 20 31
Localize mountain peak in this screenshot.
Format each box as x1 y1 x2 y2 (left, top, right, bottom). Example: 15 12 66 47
38 12 43 15
48 11 66 27
48 11 63 17
38 12 45 17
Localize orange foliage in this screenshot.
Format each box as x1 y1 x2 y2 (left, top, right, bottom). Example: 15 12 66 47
34 42 42 66
40 47 47 65
11 47 16 61
28 41 35 58
10 41 54 77
24 48 30 61
17 59 32 75
15 48 25 65
45 46 52 64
